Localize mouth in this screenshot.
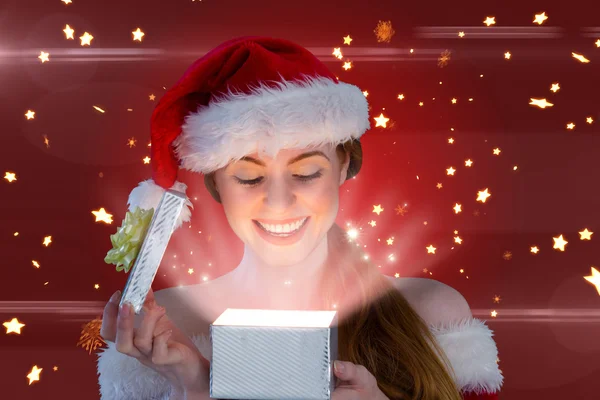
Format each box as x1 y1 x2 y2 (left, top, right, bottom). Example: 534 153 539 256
252 217 310 238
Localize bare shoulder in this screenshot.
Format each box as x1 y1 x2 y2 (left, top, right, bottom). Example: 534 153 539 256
385 276 473 327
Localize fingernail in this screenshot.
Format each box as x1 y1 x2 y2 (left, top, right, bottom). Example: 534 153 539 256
120 303 131 317
334 360 344 373
110 290 121 303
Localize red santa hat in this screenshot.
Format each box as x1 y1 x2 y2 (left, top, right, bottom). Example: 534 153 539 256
128 36 371 229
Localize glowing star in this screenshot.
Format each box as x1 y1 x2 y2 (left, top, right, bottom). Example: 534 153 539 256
142 156 151 164
586 117 593 124
38 51 50 63
395 204 408 216
362 91 369 97
566 122 575 130
453 203 462 214
372 204 384 215
386 238 394 245
426 245 436 254
27 366 42 385
127 137 137 148
529 98 554 109
418 102 424 106
504 52 511 59
332 48 342 58
343 35 353 45
451 98 457 104
53 366 58 371
132 28 145 42
32 260 40 268
397 94 404 100
92 208 113 224
483 16 496 26
368 220 376 227
63 24 74 39
490 310 498 317
552 234 568 251
436 183 443 189
62 0 72 4
3 318 25 334
533 12 548 25
493 148 501 155
572 52 590 63
493 295 501 303
79 32 94 46
4 172 17 183
454 236 462 244
342 61 352 70
458 31 465 37
530 246 540 254
579 228 593 240
448 138 454 144
465 159 473 167
550 83 560 92
596 39 600 47
94 284 99 289
149 94 156 101
374 113 390 128
25 110 35 120
584 267 600 296
446 167 456 175
188 268 194 275
43 236 52 246
476 188 491 203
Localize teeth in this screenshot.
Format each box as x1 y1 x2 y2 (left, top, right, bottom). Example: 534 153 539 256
257 218 307 234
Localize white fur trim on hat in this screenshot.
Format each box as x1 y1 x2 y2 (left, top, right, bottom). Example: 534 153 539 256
430 318 504 395
173 74 370 174
96 334 208 400
127 179 194 231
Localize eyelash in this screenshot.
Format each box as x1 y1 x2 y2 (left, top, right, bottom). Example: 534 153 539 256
235 171 323 187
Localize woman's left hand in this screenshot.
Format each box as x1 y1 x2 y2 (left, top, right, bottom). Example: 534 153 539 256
332 360 389 400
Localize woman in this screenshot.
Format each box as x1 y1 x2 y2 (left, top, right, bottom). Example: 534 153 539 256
98 36 503 400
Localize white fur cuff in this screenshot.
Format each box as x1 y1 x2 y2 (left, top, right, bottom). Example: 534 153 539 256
430 318 504 395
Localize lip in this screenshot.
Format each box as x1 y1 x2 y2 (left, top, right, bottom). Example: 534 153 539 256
253 217 309 225
252 217 310 246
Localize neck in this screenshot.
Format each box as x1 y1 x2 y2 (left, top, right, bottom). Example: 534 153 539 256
231 235 329 309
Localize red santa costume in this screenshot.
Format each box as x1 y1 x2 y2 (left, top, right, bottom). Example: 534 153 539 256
96 36 503 399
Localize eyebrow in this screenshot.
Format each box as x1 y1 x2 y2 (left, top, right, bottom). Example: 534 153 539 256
237 150 330 167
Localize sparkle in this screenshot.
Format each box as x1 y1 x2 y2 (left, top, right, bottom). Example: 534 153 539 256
465 159 473 167
91 208 113 224
397 94 404 100
25 110 35 120
584 267 600 296
476 188 491 203
446 166 456 175
504 51 511 60
491 310 498 317
342 61 352 70
374 20 395 43
572 52 590 63
63 24 74 39
149 94 156 101
374 113 390 128
483 16 496 26
579 228 593 240
533 12 548 25
132 28 145 42
3 318 25 334
426 245 437 254
372 204 384 215
586 117 593 124
79 32 94 46
4 172 17 183
27 366 42 385
38 51 50 63
343 35 353 45
552 234 568 251
566 122 575 130
550 83 560 92
43 236 52 247
530 246 540 254
453 203 462 214
529 98 553 109
493 148 501 155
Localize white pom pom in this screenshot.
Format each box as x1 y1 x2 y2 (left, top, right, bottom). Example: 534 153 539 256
127 179 193 230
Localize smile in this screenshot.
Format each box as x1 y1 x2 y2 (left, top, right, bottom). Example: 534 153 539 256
253 217 309 237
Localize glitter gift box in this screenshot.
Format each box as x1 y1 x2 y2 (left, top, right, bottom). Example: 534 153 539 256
209 309 339 400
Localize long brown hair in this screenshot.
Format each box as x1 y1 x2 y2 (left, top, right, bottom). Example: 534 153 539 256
204 140 463 400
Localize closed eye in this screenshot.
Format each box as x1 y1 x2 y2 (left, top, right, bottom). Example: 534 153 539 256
235 171 323 187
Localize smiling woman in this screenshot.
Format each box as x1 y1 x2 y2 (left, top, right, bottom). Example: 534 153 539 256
97 36 502 400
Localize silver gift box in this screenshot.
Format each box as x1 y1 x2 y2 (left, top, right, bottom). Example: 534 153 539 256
209 309 339 400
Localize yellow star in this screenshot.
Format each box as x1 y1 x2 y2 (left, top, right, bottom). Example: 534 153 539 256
490 310 498 317
446 166 456 175
533 12 548 25
394 272 400 278
188 268 194 274
579 228 593 240
343 35 353 45
483 16 496 26
530 246 539 254
149 94 156 101
4 172 17 182
550 83 560 92
53 366 58 371
453 203 462 214
426 245 436 254
493 148 501 155
386 237 394 245
454 236 462 244
552 234 568 251
132 28 145 42
362 90 369 97
91 208 113 224
436 183 443 189
143 156 151 164
62 0 72 4
79 32 94 46
342 61 352 70
63 24 74 39
476 188 491 203
465 159 473 167
94 284 100 289
529 98 553 109
451 98 457 104
372 204 384 215
43 236 52 247
374 113 390 128
458 31 465 38
3 318 25 334
596 39 600 47
368 220 376 227
504 51 511 59
584 267 600 296
566 122 575 130
418 101 424 106
27 365 42 385
332 47 342 59
38 51 50 63
25 110 35 120
397 94 404 100
448 137 454 144
572 52 590 63
586 117 593 124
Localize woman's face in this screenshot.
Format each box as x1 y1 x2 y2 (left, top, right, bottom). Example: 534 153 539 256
213 144 350 267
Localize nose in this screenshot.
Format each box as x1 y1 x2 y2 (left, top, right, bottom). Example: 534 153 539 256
263 175 296 210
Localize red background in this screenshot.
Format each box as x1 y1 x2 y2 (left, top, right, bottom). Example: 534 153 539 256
1 0 599 398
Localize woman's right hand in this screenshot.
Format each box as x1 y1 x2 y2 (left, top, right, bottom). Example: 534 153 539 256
100 289 211 397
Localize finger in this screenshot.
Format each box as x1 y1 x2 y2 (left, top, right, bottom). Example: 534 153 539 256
133 303 166 356
333 361 375 389
151 329 179 365
115 302 143 358
145 287 155 303
331 387 361 400
100 290 121 343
